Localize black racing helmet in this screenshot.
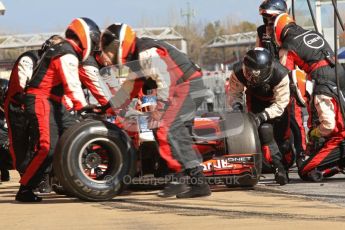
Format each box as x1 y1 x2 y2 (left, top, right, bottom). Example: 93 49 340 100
259 0 288 25
243 48 273 87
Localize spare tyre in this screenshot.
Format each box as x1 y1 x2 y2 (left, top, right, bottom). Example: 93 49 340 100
53 119 136 201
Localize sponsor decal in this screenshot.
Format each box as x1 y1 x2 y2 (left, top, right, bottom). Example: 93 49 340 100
227 156 254 163
201 156 254 171
303 33 324 49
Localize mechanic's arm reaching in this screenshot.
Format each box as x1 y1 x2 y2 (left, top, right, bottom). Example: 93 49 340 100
139 48 171 105
107 77 144 109
312 95 337 137
79 63 109 106
228 72 245 109
264 75 290 120
57 54 88 110
108 47 171 112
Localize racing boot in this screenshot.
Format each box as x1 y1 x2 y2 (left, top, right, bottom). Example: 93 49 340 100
15 185 42 202
273 161 288 186
158 172 189 198
0 169 10 182
176 166 211 199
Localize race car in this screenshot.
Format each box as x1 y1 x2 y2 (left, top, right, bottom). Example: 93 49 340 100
52 64 262 201
53 95 262 201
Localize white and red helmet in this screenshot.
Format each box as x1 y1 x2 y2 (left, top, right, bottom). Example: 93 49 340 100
65 17 100 61
273 13 295 47
100 23 136 65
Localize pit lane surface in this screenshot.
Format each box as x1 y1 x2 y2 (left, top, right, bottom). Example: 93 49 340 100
1 171 345 229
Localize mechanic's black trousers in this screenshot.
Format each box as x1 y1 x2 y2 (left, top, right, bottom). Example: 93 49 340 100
4 101 30 173
290 98 306 154
155 77 205 172
20 95 77 188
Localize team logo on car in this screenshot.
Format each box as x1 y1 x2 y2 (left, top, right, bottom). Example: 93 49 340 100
303 33 324 49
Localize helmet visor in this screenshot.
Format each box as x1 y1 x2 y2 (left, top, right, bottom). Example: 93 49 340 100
243 65 264 86
101 30 117 50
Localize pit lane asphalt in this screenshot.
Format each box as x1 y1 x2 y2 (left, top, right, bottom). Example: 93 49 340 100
258 167 345 207
1 170 345 229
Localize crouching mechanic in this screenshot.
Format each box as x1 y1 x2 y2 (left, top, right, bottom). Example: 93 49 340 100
292 69 345 181
16 18 99 202
228 48 290 185
100 23 211 198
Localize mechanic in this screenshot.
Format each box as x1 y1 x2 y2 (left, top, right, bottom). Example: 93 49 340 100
292 69 345 181
4 35 60 176
0 78 11 182
228 48 290 185
257 0 307 159
273 13 345 95
15 18 99 202
100 23 211 198
5 36 74 193
4 49 39 176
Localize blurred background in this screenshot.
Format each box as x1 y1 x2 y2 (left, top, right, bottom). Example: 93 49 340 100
0 0 345 110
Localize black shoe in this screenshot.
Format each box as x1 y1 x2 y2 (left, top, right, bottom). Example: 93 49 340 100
176 183 211 198
176 167 211 199
0 169 10 182
274 167 288 186
15 186 42 202
158 182 189 198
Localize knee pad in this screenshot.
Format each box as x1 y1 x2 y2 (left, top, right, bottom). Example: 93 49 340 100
258 123 274 145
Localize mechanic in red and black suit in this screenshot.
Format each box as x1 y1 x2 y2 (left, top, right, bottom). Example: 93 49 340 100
4 50 39 177
273 13 345 96
15 18 100 202
292 69 345 181
273 13 345 180
228 48 290 185
4 36 62 176
256 0 307 160
100 23 211 198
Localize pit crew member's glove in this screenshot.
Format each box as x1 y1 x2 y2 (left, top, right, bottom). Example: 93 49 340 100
253 112 268 127
99 102 117 116
77 104 98 117
232 102 243 112
309 127 321 141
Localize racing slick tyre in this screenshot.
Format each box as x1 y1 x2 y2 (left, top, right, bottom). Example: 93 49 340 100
222 112 262 188
53 119 136 201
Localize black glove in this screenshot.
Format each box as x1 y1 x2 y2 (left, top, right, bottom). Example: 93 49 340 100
99 102 111 113
232 102 243 112
252 112 268 127
77 104 98 116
